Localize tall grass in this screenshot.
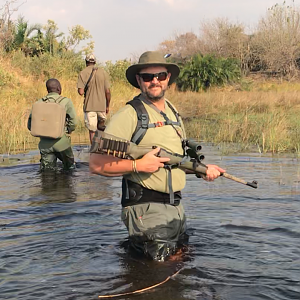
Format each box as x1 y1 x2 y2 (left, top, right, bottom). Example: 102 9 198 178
167 88 300 153
2 54 300 154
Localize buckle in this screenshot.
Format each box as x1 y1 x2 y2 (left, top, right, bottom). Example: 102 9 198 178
155 121 164 127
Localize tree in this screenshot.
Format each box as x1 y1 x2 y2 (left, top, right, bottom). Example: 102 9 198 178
0 0 25 51
43 20 64 55
13 16 42 56
250 2 300 78
81 40 95 55
64 25 92 52
158 32 201 61
200 18 250 74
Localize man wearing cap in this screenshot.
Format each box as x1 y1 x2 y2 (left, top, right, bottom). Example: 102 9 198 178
89 51 225 261
77 54 111 144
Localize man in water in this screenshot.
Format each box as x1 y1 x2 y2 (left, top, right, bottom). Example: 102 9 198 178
28 78 77 171
90 51 225 261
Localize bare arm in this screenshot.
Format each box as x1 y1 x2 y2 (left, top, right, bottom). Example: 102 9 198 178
90 147 170 177
105 88 111 113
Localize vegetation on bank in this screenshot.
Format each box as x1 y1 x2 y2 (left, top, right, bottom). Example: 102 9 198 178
2 54 300 155
1 1 300 155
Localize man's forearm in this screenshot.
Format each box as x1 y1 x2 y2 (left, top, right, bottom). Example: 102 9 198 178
90 153 133 177
105 90 111 108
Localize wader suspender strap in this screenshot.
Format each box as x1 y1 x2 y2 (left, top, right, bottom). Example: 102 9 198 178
43 96 65 103
84 67 98 96
126 96 184 205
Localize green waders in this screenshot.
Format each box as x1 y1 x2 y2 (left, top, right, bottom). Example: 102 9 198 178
39 146 75 171
121 202 187 261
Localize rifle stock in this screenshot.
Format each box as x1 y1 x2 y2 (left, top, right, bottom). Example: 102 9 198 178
91 131 258 189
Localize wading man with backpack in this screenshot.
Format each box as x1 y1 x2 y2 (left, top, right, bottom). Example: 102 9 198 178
77 54 111 144
89 51 225 261
28 78 77 171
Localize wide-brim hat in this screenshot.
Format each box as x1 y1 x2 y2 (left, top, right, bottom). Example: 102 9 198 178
126 51 180 88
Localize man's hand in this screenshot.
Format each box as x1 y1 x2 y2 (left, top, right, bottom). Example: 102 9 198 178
106 107 110 114
78 88 84 96
202 164 226 181
136 147 170 173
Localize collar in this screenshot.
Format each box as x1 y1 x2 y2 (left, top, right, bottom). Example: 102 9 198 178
47 92 60 97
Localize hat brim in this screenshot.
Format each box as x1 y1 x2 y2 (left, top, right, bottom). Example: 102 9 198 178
126 63 180 88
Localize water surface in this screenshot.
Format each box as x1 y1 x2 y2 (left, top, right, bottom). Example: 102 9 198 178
0 146 299 300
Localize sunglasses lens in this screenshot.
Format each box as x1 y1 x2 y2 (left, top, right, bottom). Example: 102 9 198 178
139 72 168 82
157 72 167 81
139 73 153 82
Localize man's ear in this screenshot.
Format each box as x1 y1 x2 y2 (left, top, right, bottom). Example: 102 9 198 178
136 74 141 87
167 72 171 81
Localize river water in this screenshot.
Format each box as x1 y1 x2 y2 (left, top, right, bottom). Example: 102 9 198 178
0 145 299 300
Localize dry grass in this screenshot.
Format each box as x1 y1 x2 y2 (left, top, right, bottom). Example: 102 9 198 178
166 87 300 153
2 58 300 154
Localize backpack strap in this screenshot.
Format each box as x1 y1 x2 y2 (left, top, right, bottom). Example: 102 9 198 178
42 95 65 104
126 95 183 145
126 96 149 145
55 96 66 104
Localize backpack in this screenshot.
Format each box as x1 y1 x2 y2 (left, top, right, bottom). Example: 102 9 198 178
30 96 66 139
126 95 183 145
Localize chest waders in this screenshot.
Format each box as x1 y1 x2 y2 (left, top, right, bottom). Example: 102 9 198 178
122 94 185 207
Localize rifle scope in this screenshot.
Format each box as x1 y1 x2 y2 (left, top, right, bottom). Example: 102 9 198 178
186 149 205 162
185 140 202 153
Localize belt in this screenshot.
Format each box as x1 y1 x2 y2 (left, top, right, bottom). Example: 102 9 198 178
121 179 181 207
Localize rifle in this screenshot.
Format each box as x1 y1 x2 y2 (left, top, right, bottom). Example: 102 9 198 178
90 131 258 189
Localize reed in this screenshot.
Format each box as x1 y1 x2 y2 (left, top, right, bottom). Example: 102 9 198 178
167 88 300 153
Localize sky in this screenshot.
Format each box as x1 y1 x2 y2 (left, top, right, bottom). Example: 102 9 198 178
9 0 300 63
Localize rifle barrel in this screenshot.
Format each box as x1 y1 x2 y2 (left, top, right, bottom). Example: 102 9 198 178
221 172 258 189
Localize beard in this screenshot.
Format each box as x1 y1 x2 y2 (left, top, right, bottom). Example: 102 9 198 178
143 84 166 101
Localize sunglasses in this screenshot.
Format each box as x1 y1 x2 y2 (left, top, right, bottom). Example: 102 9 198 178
138 72 168 82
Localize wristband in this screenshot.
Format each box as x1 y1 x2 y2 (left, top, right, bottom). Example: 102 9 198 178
132 160 138 173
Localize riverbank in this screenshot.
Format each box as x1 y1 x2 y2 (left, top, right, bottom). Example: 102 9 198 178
1 55 300 154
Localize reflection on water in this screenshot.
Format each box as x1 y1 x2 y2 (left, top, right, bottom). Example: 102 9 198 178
0 147 299 300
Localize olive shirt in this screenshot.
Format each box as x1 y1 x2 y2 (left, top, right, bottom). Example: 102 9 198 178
27 92 77 152
105 95 186 193
77 65 110 112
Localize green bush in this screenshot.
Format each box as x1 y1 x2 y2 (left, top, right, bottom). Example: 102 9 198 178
104 59 131 85
177 54 241 91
